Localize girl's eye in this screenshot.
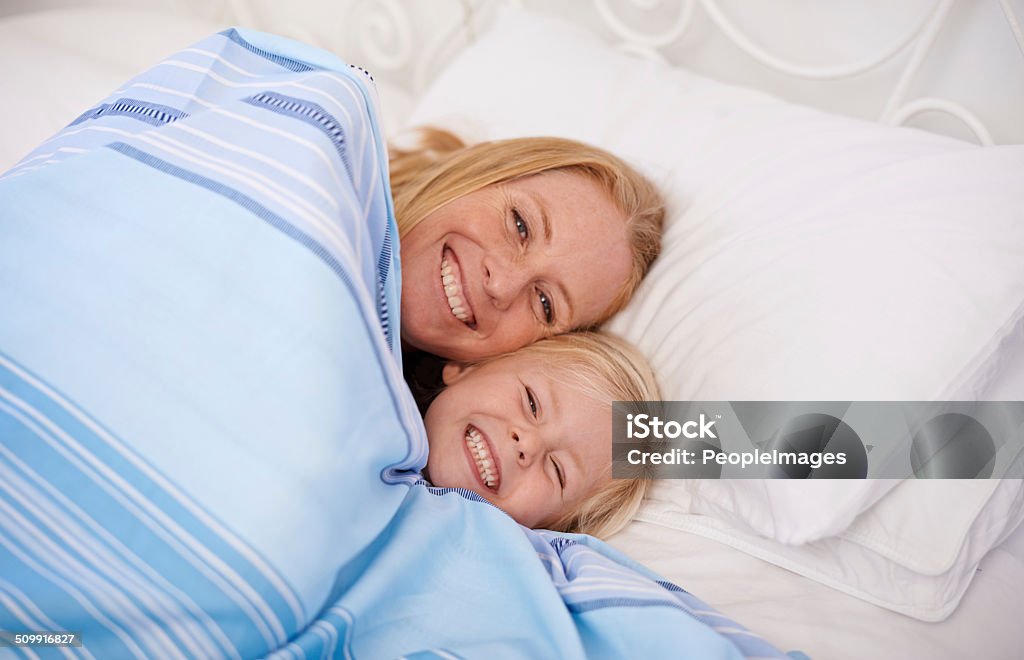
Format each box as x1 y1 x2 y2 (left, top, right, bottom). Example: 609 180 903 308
537 290 553 324
513 209 529 241
526 387 538 417
552 457 565 490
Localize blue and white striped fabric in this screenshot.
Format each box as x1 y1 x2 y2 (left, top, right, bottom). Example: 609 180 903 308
0 28 790 659
526 530 790 659
0 27 420 658
273 484 789 659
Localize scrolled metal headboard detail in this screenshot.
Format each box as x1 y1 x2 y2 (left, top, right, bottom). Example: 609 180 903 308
576 0 1024 145
221 0 1024 145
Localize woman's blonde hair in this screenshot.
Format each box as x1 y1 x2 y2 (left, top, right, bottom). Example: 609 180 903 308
389 128 664 323
473 331 661 539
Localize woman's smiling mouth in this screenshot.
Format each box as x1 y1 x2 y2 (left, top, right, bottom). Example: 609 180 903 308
441 247 477 328
464 423 500 491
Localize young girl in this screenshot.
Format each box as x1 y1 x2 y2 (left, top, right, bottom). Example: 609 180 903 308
420 331 660 539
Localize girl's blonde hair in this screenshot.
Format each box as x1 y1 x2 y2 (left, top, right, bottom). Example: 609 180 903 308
475 331 661 539
389 128 664 323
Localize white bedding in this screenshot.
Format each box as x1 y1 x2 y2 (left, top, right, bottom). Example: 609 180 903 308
638 478 1024 623
608 519 1024 659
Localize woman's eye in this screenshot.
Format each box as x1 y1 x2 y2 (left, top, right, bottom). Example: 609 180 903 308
552 457 565 490
538 290 553 324
526 387 538 417
513 209 529 242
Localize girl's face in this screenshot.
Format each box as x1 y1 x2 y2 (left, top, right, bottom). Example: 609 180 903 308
399 171 631 361
423 352 613 529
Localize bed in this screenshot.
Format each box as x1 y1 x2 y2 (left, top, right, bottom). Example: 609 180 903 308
2 1 1023 658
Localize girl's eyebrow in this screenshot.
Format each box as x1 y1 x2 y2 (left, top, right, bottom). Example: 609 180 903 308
540 373 597 499
537 374 579 498
536 373 556 422
563 450 582 499
519 376 540 419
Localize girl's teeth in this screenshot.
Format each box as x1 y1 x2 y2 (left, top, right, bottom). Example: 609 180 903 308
465 426 498 489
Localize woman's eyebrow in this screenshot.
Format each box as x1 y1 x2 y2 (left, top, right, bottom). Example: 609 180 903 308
525 190 553 243
560 286 575 326
525 190 575 324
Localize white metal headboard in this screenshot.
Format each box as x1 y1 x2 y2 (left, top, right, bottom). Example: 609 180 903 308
213 0 1024 145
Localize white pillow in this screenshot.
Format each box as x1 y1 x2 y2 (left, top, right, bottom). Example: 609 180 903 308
639 478 1024 621
407 7 1024 402
669 479 900 545
406 7 1024 547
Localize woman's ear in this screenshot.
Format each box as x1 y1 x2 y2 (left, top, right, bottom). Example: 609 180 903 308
441 361 476 385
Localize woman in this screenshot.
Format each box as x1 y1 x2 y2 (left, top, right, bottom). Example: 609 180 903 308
390 128 665 362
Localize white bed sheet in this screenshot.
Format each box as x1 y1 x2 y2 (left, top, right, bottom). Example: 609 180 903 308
608 519 1024 659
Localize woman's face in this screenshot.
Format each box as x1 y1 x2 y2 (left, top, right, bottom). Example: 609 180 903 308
400 171 632 361
423 352 612 528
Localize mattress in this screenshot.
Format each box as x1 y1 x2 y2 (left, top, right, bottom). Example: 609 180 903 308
607 519 1024 659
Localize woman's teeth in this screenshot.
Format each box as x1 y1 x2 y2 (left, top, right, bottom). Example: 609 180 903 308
465 425 498 489
441 257 473 325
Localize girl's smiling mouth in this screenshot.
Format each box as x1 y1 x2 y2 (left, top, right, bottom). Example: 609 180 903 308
441 246 477 329
464 423 501 491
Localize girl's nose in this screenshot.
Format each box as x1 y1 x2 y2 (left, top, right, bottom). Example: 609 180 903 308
512 430 539 466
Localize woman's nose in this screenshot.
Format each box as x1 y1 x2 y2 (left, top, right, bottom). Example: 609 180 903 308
482 256 530 310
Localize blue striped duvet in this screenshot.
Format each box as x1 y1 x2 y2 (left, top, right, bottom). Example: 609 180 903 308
0 29 788 659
